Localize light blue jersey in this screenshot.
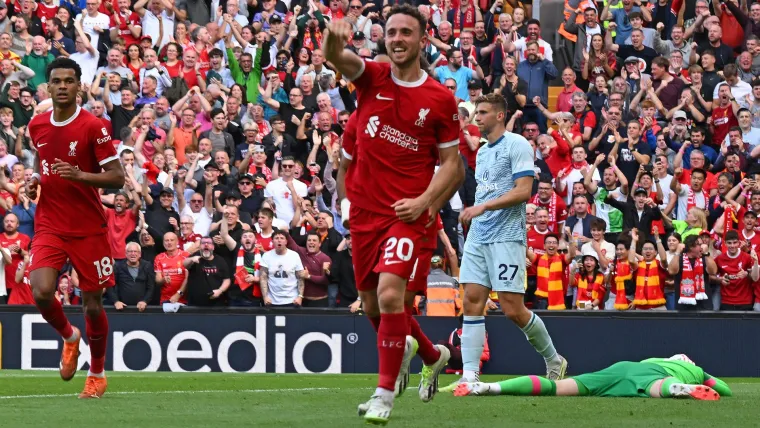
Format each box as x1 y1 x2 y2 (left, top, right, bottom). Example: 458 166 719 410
468 131 535 245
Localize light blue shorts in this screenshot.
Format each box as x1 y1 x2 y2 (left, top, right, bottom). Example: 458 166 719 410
459 240 526 293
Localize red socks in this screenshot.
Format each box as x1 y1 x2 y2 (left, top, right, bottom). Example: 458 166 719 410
85 309 109 374
405 306 441 366
37 298 74 340
376 312 407 391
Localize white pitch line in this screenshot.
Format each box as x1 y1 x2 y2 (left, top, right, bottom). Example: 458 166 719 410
0 387 360 400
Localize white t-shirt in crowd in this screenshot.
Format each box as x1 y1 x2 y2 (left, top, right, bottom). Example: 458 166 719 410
141 9 175 49
261 249 304 305
676 183 707 221
264 178 308 224
181 205 213 236
562 166 600 205
0 247 9 296
70 51 99 85
75 12 110 51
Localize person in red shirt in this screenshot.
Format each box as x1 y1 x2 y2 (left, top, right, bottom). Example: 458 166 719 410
711 84 740 148
715 230 759 310
104 190 140 261
255 207 276 251
180 49 206 91
108 0 142 48
739 210 760 253
154 232 189 304
530 175 568 232
8 250 33 304
0 213 31 297
542 116 574 177
27 58 125 398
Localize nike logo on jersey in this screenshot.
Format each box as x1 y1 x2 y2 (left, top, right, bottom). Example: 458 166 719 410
37 143 47 147
385 260 402 265
376 94 393 101
99 278 110 285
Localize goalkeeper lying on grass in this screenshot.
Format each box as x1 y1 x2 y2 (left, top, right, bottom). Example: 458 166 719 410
453 355 731 401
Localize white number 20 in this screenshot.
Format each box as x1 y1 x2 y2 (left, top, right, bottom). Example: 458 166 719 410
93 257 113 278
383 237 414 262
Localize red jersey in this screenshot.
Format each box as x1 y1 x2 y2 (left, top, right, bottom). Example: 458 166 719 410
256 233 274 252
531 195 568 232
526 226 549 276
8 262 33 304
154 250 189 303
180 232 202 252
28 107 117 237
421 215 444 251
0 232 30 290
459 124 480 170
105 208 137 260
36 2 58 26
711 105 738 146
348 60 460 216
341 111 359 196
740 229 760 254
715 251 754 305
109 11 142 48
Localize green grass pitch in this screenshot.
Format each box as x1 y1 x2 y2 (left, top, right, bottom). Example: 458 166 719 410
0 371 758 427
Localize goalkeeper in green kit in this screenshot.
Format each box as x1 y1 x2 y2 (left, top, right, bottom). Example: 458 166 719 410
453 355 731 401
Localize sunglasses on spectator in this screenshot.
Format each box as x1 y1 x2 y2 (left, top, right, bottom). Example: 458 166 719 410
339 119 349 124
558 249 569 254
281 164 295 169
349 4 362 8
446 85 456 89
190 199 203 203
239 181 253 185
180 221 194 225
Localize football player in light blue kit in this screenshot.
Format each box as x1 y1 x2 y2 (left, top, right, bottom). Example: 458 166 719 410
441 93 568 392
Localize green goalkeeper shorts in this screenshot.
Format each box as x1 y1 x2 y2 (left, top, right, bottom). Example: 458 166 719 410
572 362 671 398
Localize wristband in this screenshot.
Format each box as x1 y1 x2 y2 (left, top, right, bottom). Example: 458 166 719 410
741 182 745 190
298 294 304 298
340 198 351 228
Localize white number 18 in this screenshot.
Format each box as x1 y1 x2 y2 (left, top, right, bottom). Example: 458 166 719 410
93 257 113 278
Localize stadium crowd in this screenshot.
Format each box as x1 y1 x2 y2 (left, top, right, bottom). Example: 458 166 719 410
0 0 757 313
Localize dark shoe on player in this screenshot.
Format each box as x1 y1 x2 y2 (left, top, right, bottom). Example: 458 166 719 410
79 375 108 399
59 327 81 381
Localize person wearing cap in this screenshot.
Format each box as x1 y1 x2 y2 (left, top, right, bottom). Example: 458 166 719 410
251 0 284 32
606 28 658 75
143 185 181 253
569 252 604 310
605 186 664 243
211 188 254 225
433 48 484 102
458 79 482 123
234 173 266 216
0 3 10 36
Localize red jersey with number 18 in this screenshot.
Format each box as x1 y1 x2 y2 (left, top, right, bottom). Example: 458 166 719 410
347 60 460 216
28 106 117 237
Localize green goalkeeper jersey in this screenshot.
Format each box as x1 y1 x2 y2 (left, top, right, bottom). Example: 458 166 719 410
642 358 707 384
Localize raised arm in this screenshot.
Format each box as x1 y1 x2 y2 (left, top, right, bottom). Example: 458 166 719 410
323 19 363 81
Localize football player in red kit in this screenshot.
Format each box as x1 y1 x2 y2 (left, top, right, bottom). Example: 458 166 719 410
27 58 125 399
326 6 464 424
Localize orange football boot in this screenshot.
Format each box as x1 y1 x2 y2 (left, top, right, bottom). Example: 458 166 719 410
79 375 108 399
687 385 720 401
59 327 81 381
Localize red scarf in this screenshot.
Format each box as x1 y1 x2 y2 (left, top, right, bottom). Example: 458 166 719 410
611 259 632 310
452 5 475 38
679 254 707 305
686 185 708 212
535 254 566 310
234 246 262 297
530 193 559 232
720 204 737 252
576 272 604 309
302 27 322 50
560 161 589 179
461 45 477 70
633 260 666 308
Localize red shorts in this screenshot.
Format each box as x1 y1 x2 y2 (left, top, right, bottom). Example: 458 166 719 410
350 205 427 292
30 232 115 292
407 248 434 294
